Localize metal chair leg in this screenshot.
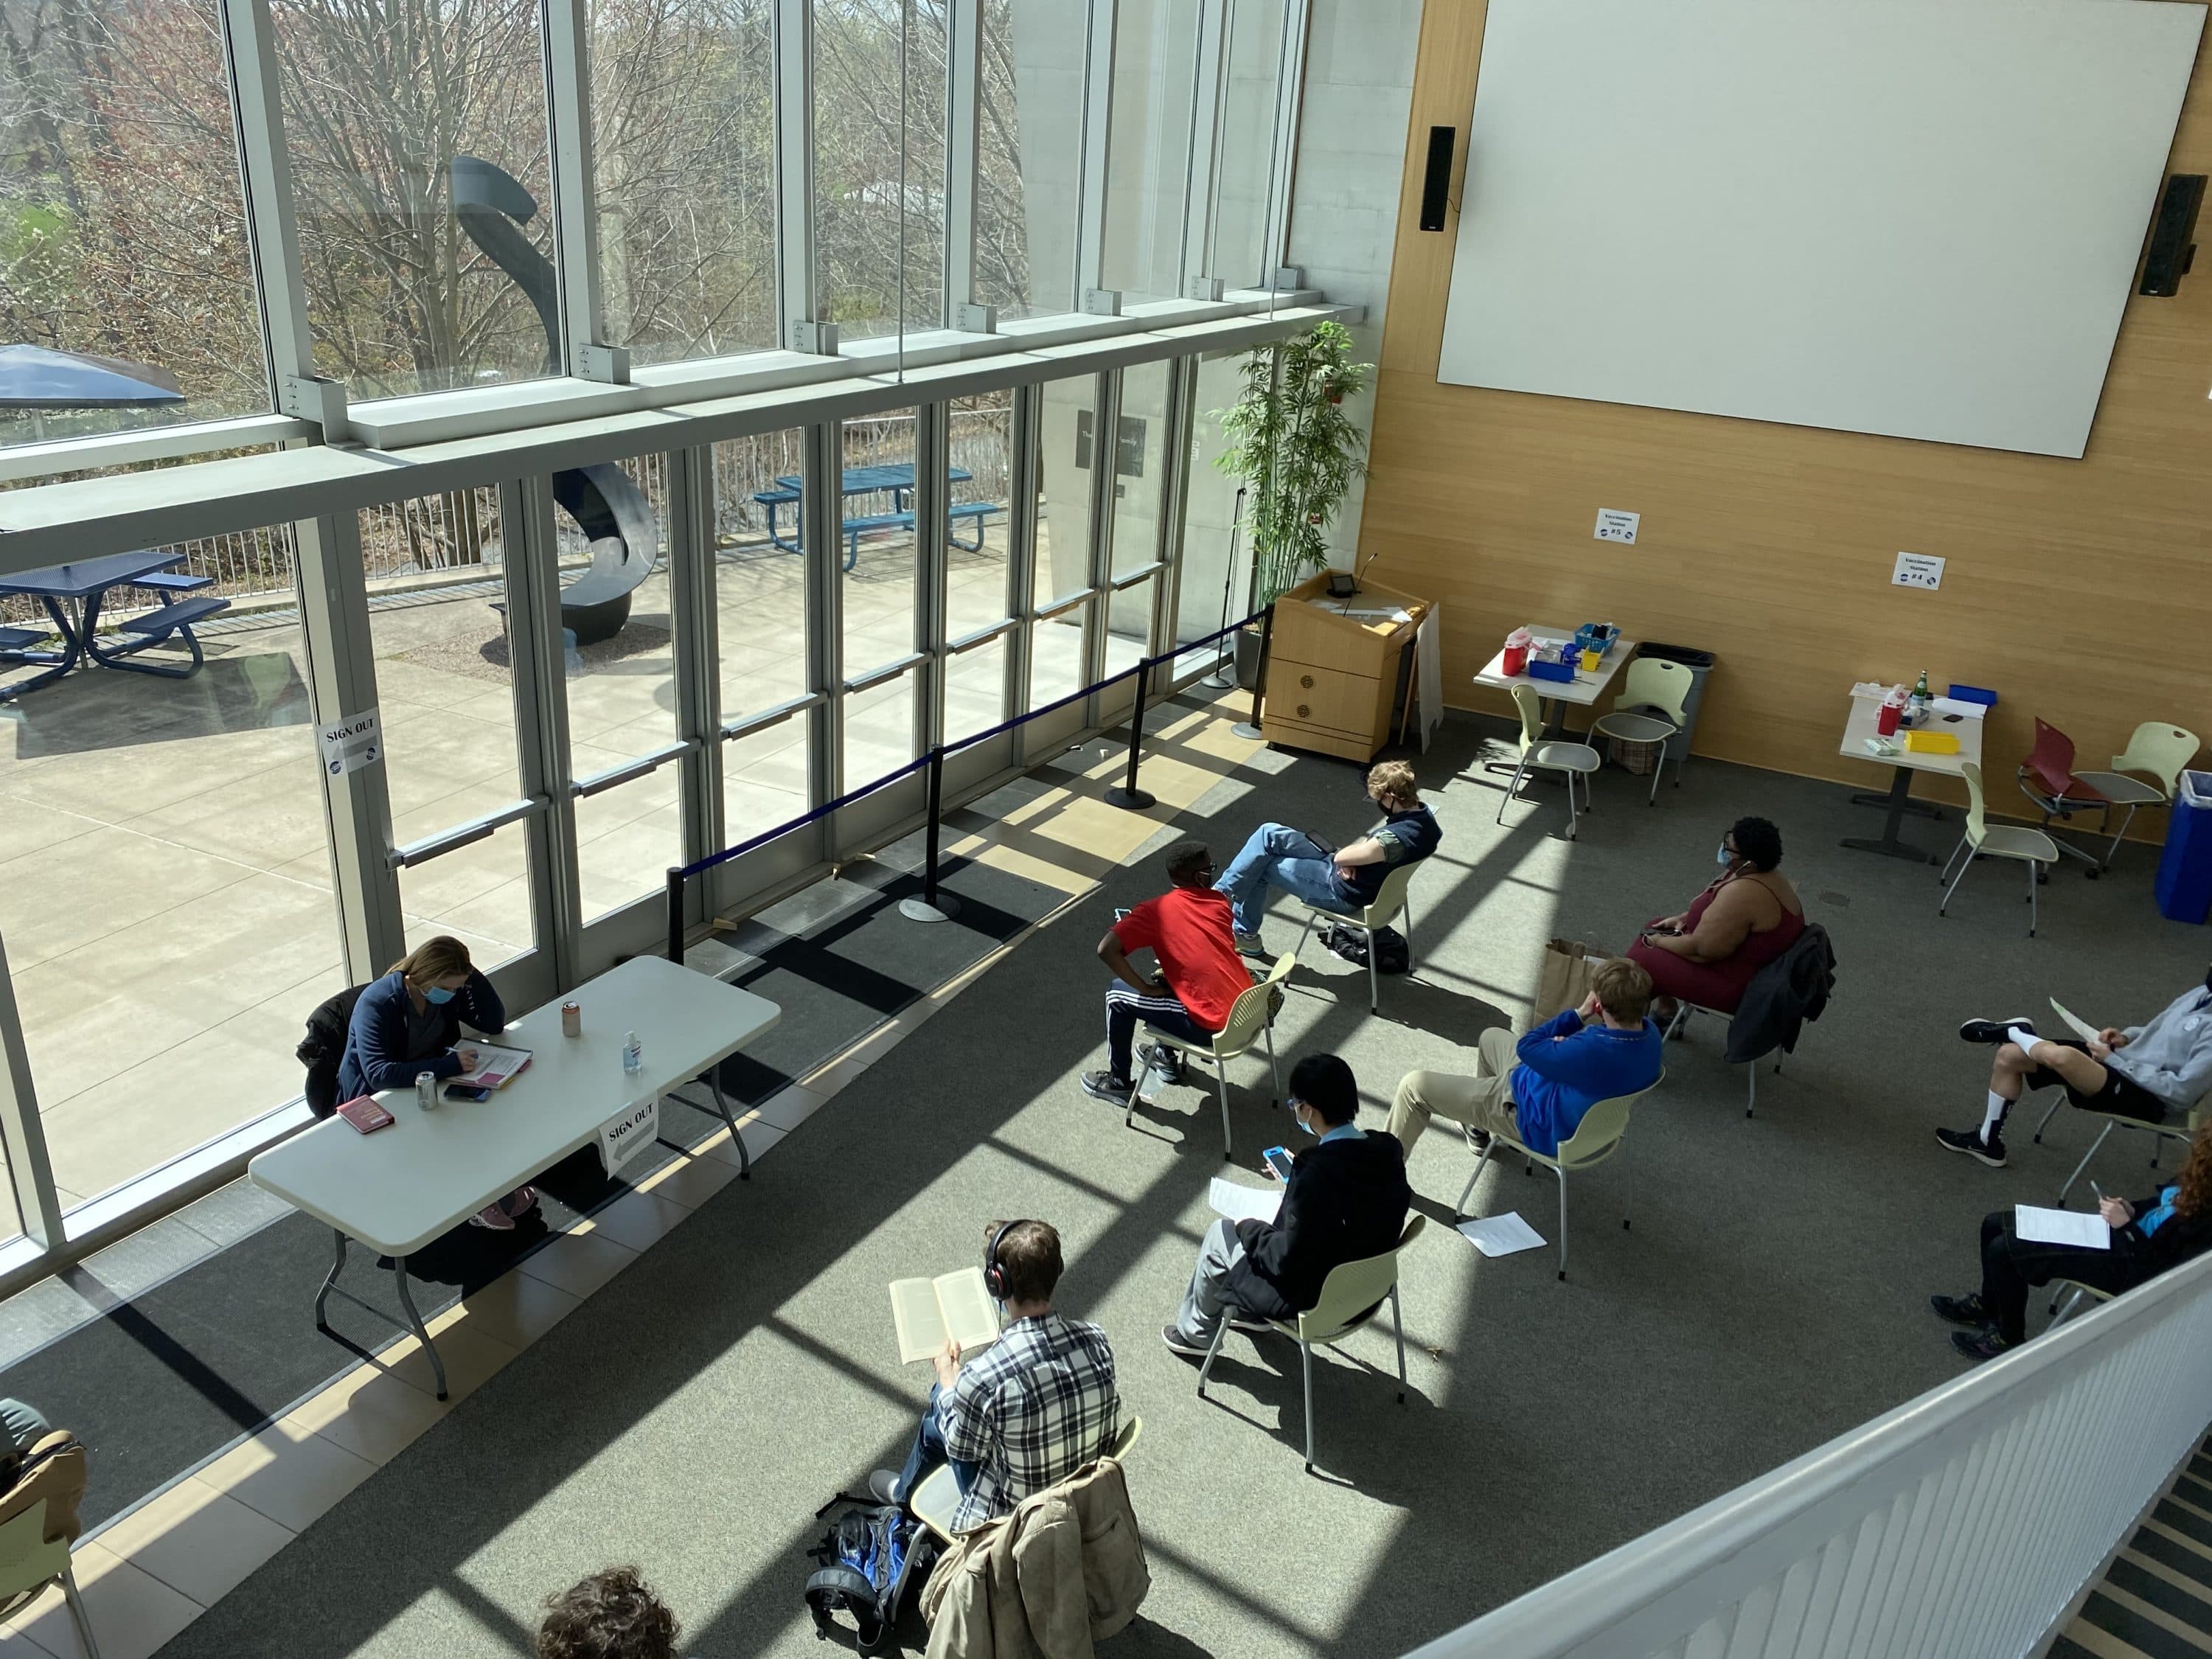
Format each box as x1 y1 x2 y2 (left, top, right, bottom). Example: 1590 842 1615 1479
1555 1168 1569 1281
1265 1023 1281 1106
1566 770 1581 840
61 1564 100 1659
2033 1093 2065 1144
1391 1284 1408 1405
1938 837 1975 916
1295 910 1318 961
1745 1060 1756 1119
1368 941 1380 1015
1454 1132 1497 1218
1300 1340 1317 1473
2058 1121 2116 1204
1195 1315 1231 1397
2028 857 2039 937
1127 1050 1158 1127
1214 1060 1233 1162
1498 757 1530 824
1402 900 1414 973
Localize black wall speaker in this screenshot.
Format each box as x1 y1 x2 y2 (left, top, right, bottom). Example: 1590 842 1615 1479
1418 125 1455 232
2140 173 2205 296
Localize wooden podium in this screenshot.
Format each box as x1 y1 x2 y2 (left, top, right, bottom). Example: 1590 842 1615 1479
1259 573 1432 762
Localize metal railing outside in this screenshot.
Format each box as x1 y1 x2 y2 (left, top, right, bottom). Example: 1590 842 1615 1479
1405 1248 2212 1659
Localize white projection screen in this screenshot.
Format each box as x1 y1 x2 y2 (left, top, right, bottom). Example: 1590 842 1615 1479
1437 0 2206 457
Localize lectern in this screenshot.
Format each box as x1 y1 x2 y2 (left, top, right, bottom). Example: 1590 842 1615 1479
1259 572 1432 762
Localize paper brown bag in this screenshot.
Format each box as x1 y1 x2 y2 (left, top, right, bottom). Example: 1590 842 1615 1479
1534 937 1609 1020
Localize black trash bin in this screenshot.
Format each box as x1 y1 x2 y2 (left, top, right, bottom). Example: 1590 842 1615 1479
1635 643 1716 764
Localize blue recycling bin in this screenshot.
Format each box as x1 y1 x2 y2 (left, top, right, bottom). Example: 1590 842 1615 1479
2154 770 2212 925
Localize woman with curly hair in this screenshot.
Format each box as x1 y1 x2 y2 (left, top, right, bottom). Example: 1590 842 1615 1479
1932 1123 2212 1361
537 1567 681 1659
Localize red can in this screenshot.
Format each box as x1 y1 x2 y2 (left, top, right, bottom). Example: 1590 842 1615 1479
1502 644 1529 676
1876 701 1902 737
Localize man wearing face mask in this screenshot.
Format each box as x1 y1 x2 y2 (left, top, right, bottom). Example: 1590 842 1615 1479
1213 760 1440 956
1937 969 2212 1169
1160 1054 1410 1357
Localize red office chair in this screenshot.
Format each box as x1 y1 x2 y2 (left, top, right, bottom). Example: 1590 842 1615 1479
2016 718 2118 877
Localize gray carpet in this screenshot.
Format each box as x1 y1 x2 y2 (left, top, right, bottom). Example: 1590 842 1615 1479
153 713 2212 1658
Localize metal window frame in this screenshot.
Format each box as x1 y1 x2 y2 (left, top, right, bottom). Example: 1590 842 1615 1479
774 0 827 352
945 0 984 327
1075 0 1119 303
542 0 627 383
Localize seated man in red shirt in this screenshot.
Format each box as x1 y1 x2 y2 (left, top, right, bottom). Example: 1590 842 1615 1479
1081 840 1256 1107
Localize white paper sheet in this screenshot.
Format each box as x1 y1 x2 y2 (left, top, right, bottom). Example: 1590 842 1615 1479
1928 696 1987 721
2048 999 2101 1044
1208 1177 1282 1226
1457 1211 1548 1258
2015 1204 2110 1251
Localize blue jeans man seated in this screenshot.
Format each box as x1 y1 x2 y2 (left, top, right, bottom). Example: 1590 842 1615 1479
1214 761 1440 953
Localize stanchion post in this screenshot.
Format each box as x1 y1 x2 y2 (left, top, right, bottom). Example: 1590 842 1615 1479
899 745 961 924
665 866 685 963
1105 655 1158 810
1233 604 1271 740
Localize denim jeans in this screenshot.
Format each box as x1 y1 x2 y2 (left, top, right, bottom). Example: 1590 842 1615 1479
1214 823 1351 937
895 1382 981 1503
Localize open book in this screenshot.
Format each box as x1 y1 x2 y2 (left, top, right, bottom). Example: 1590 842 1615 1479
452 1043 532 1090
889 1267 1001 1366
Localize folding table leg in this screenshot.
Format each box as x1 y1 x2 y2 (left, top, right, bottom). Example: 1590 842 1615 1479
707 1071 752 1178
313 1228 348 1328
391 1256 448 1401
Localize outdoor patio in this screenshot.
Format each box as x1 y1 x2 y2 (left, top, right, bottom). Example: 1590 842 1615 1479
0 526 1086 1224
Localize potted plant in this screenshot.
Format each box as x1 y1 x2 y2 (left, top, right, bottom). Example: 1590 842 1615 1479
1213 320 1373 688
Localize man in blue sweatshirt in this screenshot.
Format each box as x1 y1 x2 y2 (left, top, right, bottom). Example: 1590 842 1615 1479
1386 958 1663 1160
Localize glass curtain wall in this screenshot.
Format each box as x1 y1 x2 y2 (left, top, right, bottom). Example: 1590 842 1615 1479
1029 375 1098 710
1178 349 1252 667
0 0 268 449
975 0 1088 322
712 428 813 846
839 410 921 785
943 395 1016 745
1105 362 1171 677
1211 0 1290 293
590 0 780 366
1099 0 1200 305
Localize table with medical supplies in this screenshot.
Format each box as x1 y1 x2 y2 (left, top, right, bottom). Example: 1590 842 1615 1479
250 956 779 1397
1837 687 1985 863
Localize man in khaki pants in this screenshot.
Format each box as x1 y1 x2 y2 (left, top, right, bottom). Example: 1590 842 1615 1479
1388 959 1663 1164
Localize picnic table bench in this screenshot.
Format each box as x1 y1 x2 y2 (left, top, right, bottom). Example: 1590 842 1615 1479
749 465 1000 571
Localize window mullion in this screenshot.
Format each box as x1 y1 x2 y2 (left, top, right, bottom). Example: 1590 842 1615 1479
542 0 626 382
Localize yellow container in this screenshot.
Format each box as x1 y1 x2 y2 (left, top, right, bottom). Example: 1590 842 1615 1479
1579 648 1602 672
1902 730 1961 755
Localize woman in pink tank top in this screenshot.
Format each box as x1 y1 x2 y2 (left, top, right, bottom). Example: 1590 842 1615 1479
1627 816 1804 1020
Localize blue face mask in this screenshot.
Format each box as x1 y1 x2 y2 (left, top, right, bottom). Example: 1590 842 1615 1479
1716 844 1734 866
422 984 457 1005
1289 1102 1317 1137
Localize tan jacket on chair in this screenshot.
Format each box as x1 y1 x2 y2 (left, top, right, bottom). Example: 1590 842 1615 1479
919 1455 1150 1659
0 1434 87 1545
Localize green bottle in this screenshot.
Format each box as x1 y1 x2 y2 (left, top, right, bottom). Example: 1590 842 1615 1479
1911 669 1931 708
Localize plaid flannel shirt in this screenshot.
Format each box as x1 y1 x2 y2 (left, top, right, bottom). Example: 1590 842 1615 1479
938 1312 1119 1533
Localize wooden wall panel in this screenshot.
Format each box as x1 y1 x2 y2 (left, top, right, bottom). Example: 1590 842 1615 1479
1360 0 2212 823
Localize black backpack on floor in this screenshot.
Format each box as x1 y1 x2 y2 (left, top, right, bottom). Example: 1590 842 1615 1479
803 1498 933 1654
1324 922 1410 975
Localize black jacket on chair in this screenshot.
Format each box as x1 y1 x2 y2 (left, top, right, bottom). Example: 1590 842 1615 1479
298 983 369 1117
1727 922 1835 1064
1225 1133 1411 1324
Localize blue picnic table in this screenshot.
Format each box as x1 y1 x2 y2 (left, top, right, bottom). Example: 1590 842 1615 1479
751 463 999 571
0 549 231 700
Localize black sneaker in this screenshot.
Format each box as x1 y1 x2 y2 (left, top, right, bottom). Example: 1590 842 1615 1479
1952 1327 2015 1363
1135 1043 1186 1086
1929 1292 1991 1327
1080 1071 1134 1107
1160 1324 1211 1359
1959 1018 2033 1046
1935 1124 2008 1168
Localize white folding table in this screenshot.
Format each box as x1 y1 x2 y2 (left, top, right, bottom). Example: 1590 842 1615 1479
251 956 779 1397
1837 690 1986 863
1472 625 1642 736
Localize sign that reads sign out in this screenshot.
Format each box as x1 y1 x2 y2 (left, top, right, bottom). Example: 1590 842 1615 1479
598 1096 659 1176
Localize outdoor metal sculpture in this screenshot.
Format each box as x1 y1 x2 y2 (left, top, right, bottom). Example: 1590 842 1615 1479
452 154 657 646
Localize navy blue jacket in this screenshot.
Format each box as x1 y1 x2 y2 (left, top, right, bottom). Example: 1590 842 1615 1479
335 968 506 1100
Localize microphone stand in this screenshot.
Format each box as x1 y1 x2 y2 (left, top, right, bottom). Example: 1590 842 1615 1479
1201 487 1247 689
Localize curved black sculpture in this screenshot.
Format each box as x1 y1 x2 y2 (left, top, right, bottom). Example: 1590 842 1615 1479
453 154 658 646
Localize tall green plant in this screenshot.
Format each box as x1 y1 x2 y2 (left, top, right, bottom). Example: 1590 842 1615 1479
1212 320 1373 608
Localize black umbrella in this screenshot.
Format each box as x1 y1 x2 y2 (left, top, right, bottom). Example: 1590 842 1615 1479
0 344 185 410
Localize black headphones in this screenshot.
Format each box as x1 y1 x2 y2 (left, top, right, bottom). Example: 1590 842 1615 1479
983 1219 1035 1301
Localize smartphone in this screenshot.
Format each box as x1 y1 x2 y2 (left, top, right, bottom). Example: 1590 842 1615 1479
444 1082 493 1104
1262 1145 1295 1183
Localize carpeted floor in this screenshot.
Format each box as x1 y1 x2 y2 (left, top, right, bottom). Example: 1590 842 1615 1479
150 712 2212 1658
0 852 1058 1532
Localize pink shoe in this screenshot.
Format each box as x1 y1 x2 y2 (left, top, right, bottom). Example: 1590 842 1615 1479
468 1203 516 1231
502 1186 538 1218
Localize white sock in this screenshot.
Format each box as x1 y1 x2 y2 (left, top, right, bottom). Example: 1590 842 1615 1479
1980 1091 2008 1141
2007 1026 2038 1054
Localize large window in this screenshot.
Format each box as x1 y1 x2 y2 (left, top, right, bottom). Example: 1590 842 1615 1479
974 0 1086 321
1178 351 1251 667
712 428 813 846
0 0 268 449
1029 375 1096 710
591 0 779 367
1099 0 1200 304
0 524 340 1210
840 411 921 784
273 0 554 399
1210 0 1289 291
814 0 947 342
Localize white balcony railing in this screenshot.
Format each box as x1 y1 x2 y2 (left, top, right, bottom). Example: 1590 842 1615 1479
1408 1249 2212 1659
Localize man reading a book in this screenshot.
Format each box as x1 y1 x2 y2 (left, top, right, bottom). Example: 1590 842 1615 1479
1080 838 1255 1108
871 1220 1119 1532
1161 1054 1411 1357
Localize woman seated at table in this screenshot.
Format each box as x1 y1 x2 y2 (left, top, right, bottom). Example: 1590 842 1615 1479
1627 816 1804 1023
336 936 537 1233
1933 1123 2212 1361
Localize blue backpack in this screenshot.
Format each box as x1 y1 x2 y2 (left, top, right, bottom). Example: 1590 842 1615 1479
803 1500 931 1654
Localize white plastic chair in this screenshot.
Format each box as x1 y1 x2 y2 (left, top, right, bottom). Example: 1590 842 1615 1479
1291 862 1417 1015
1455 1073 1662 1279
1197 1214 1426 1474
1590 658 1694 804
909 1415 1141 1544
1131 952 1295 1161
2065 722 2201 869
1663 1004 1784 1117
0 1500 98 1659
2030 1084 2206 1206
1938 762 2059 936
1498 684 1600 838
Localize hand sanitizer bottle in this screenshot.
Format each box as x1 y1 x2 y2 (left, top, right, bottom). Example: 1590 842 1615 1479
622 1031 643 1075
